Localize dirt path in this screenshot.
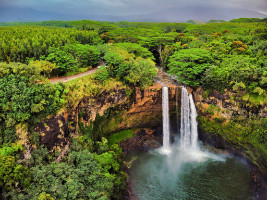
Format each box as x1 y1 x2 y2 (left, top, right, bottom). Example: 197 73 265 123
155 68 177 87
48 67 174 85
49 68 98 83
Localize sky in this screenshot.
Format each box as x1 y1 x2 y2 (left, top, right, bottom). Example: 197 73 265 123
0 0 267 22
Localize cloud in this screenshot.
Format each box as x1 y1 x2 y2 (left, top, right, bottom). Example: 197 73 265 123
254 10 267 16
0 0 266 20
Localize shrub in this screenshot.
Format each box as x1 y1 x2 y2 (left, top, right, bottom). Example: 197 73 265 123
94 65 110 84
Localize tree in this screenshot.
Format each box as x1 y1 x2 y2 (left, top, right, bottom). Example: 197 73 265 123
46 47 78 75
29 60 56 77
0 155 31 191
0 73 66 145
0 62 41 81
114 43 154 60
94 65 109 84
21 150 120 200
103 46 156 87
168 48 213 86
0 26 101 63
121 57 156 88
149 36 175 67
63 44 100 68
38 192 55 200
202 55 264 93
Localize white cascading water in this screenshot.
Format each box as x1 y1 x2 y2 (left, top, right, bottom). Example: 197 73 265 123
189 93 199 150
180 87 191 149
180 87 199 150
162 86 170 150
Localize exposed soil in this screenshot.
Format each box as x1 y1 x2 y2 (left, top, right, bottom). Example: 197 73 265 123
49 68 97 83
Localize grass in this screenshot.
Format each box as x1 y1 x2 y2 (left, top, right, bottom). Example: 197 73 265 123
107 129 134 146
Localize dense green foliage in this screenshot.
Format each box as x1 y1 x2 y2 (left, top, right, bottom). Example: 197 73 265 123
62 44 100 67
202 55 266 93
98 45 157 87
0 68 66 145
1 141 126 199
107 129 134 146
230 18 267 23
0 144 23 157
93 20 266 101
168 48 213 86
113 43 154 60
45 44 100 75
0 155 31 192
94 65 110 84
0 26 101 63
28 60 56 77
2 19 265 95
0 62 41 80
207 20 226 23
18 149 123 200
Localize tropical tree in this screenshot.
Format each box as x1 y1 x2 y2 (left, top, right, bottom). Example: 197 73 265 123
168 48 213 86
46 47 78 75
63 44 100 68
29 60 56 77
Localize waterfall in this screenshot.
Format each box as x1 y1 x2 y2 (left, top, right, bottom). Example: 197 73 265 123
160 86 199 153
176 87 180 142
180 87 199 150
162 86 170 150
189 93 199 150
180 87 191 149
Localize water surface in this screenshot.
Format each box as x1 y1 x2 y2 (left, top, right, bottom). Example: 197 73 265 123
128 146 252 200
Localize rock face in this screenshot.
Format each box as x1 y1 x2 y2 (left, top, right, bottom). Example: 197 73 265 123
35 115 69 150
120 129 161 155
193 87 266 119
192 87 266 164
191 86 267 199
36 83 181 151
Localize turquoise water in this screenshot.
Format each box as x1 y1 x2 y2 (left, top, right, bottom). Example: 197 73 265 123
128 146 252 200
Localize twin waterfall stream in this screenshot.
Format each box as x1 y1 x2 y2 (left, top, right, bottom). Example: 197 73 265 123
128 86 252 200
162 86 199 153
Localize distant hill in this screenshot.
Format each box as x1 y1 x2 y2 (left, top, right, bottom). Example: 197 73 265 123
207 20 226 23
230 18 267 22
0 5 266 22
186 20 205 24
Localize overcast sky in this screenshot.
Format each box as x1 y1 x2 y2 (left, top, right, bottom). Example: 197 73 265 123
1 0 267 21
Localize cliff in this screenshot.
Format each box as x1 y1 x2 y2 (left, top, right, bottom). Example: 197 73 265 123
191 86 267 197
35 83 180 151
